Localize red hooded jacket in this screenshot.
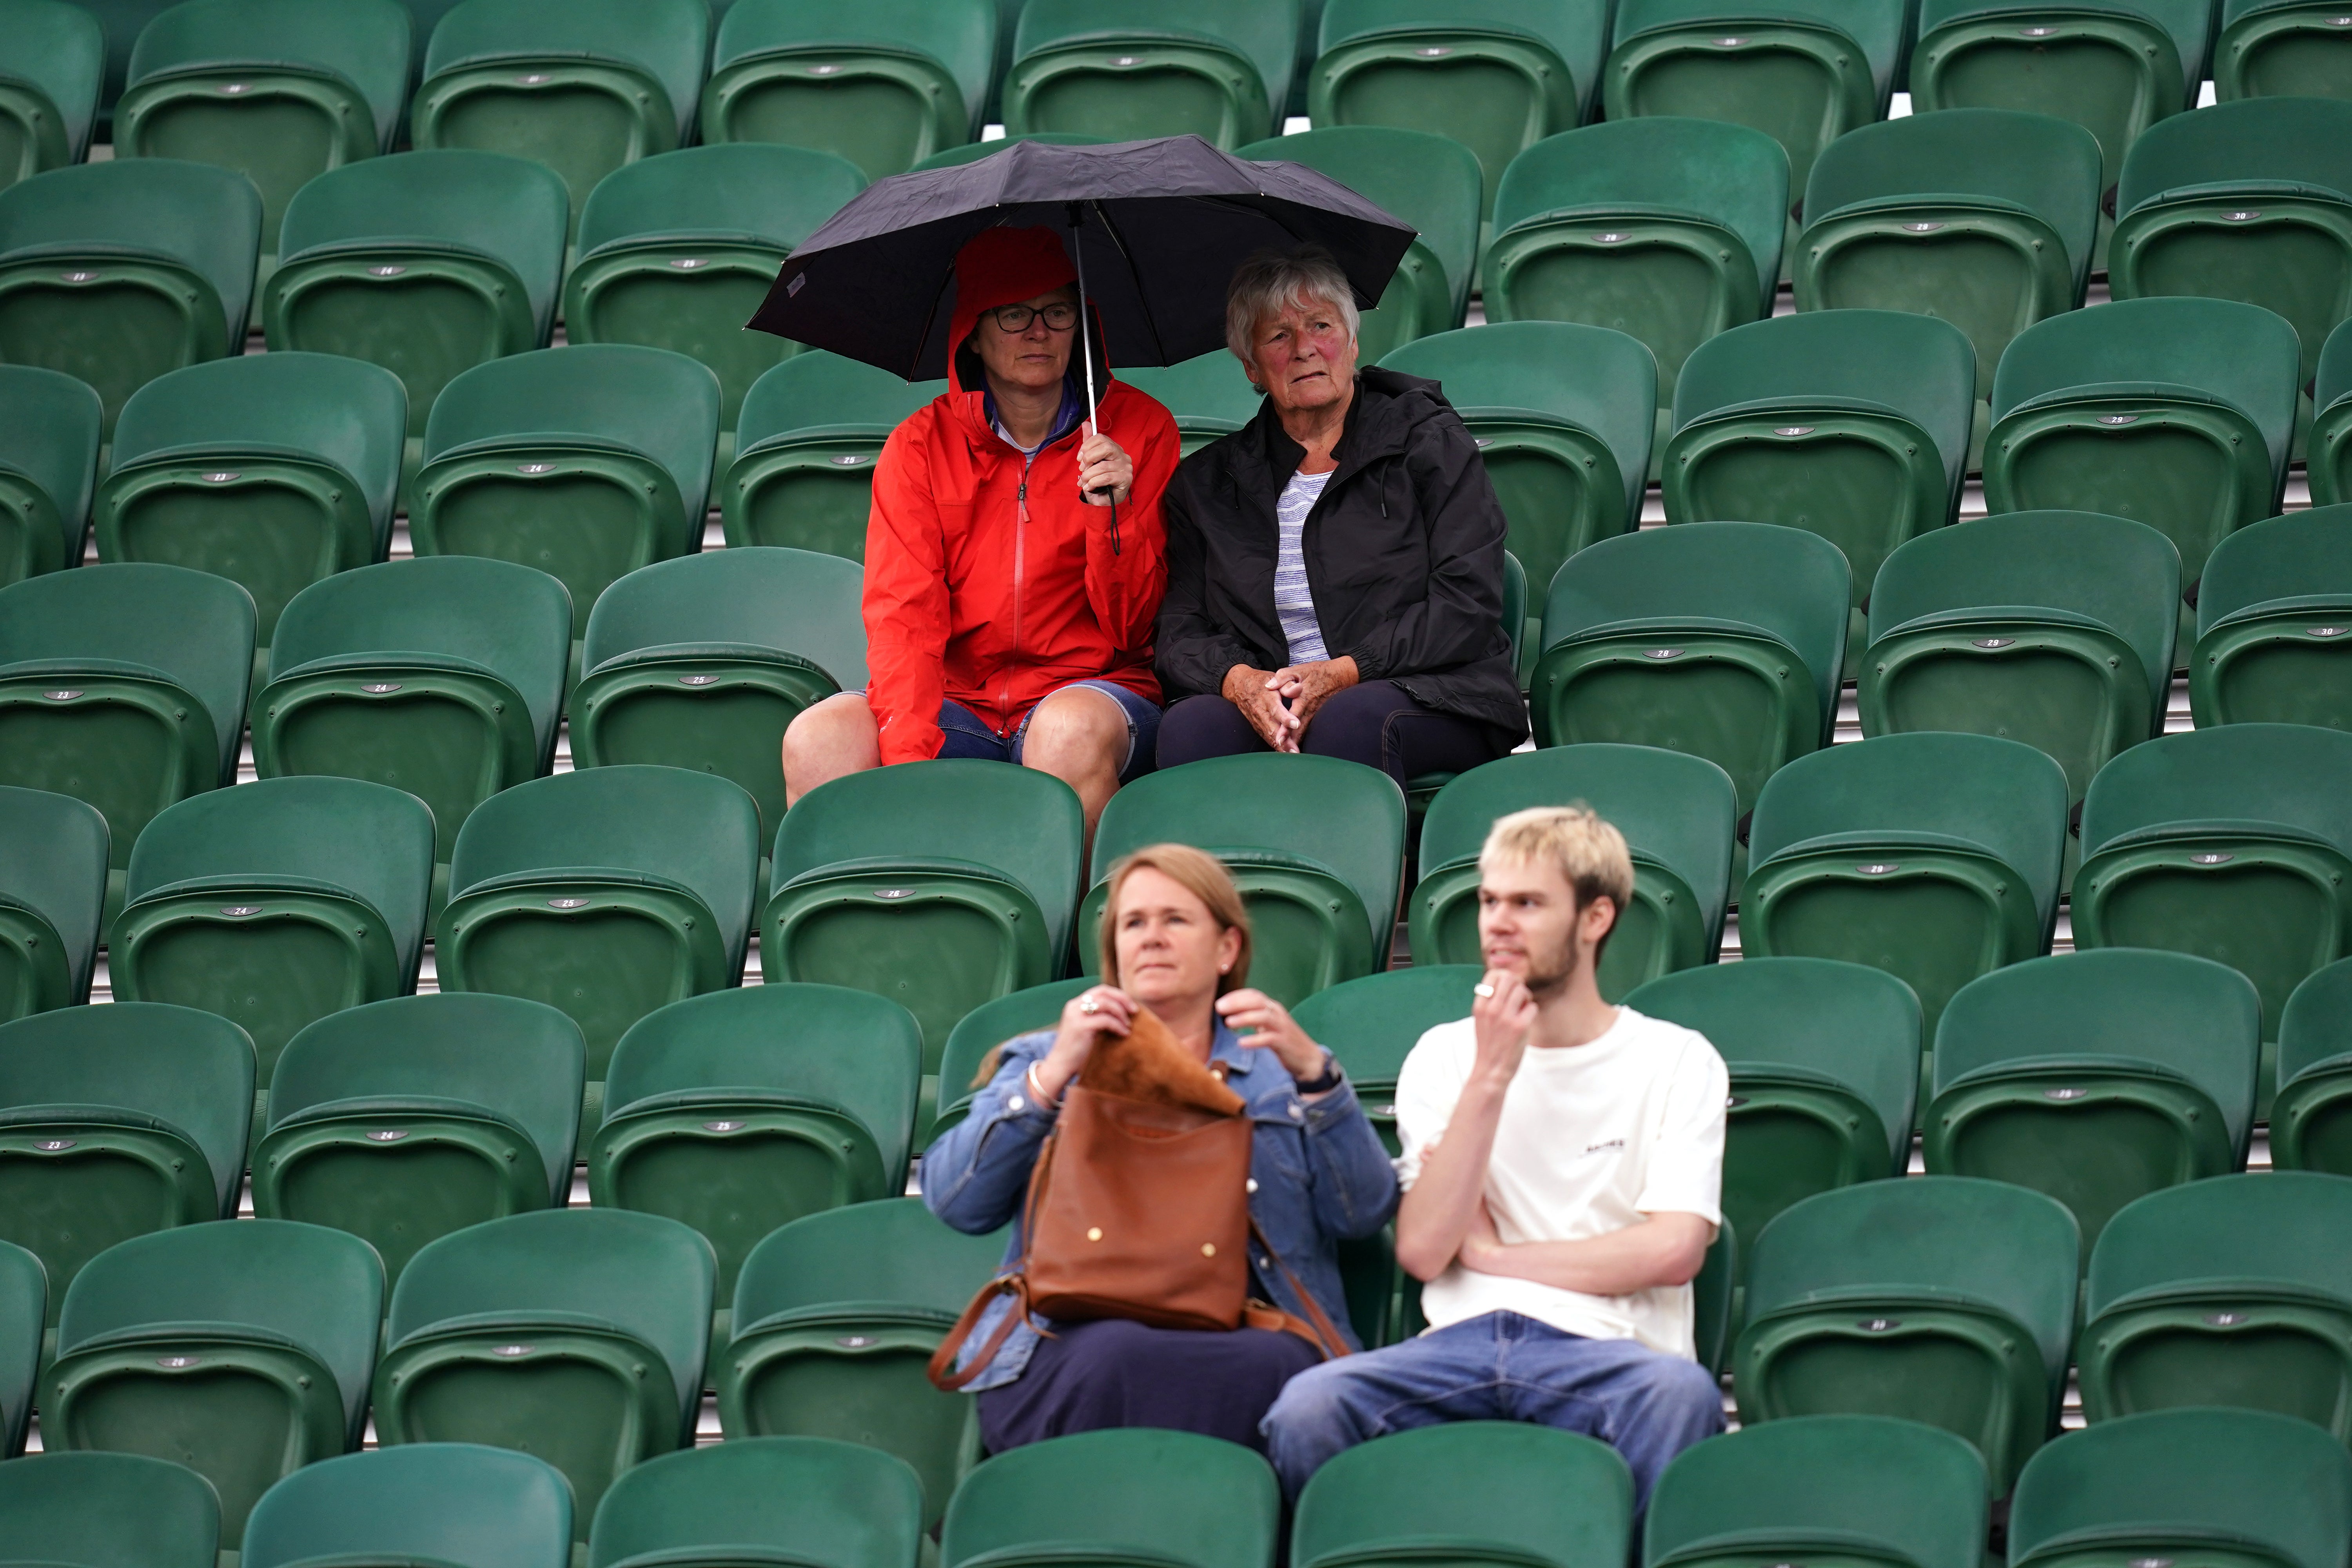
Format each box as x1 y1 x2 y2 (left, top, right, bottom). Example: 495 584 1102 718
863 227 1180 766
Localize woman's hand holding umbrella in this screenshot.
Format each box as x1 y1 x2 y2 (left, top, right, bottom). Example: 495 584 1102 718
1076 430 1133 506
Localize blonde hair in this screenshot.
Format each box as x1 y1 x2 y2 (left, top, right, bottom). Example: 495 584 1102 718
1480 805 1635 919
1098 844 1252 996
1225 246 1360 377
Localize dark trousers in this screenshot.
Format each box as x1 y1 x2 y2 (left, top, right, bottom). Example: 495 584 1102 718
976 1317 1326 1455
1155 680 1514 793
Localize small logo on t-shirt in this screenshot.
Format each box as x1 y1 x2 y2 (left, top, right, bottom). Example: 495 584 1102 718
1584 1138 1626 1155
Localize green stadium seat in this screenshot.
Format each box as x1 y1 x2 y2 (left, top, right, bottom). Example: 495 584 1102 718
2190 505 2352 729
1858 511 2181 803
1383 322 1656 611
264 149 568 458
1294 965 1482 1156
0 1239 34 1455
1310 0 1606 228
907 131 1111 173
764 760 1083 1122
2007 1408 2352 1568
1410 746 1735 997
0 1002 252 1327
1238 126 1480 359
1744 732 2069 1033
1003 0 1299 147
929 977 1093 1140
1644 1416 1989 1568
252 991 584 1284
437 765 761 1130
0 1450 220 1568
592 1437 925 1568
252 557 571 905
1795 111 2101 403
942 1427 1281 1568
48 1219 382 1545
0 0 102 190
1664 312 1974 651
1925 950 2260 1259
0 562 254 918
1482 120 1786 411
564 144 868 448
1078 753 1406 1004
2075 723 2352 1042
110 775 434 1097
1627 958 1920 1273
115 0 410 267
0 365 101 584
413 344 720 672
702 0 998 178
1985 301 2299 603
572 547 868 855
1111 351 1261 458
0 158 259 433
1734 1176 2078 1491
722 352 944 557
77 0 178 122
1607 0 1906 199
96 352 408 657
1294 1423 1633 1568
2080 1172 2352 1433
0 784 107 1017
1529 521 1850 818
2216 0 2352 99
411 0 708 241
718 1200 1009 1531
2109 97 2352 384
245 1444 573 1568
2317 321 2352 504
375 1207 716 1537
2274 956 2352 1173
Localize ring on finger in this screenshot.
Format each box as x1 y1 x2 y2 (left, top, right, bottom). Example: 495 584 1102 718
1080 995 1101 1015
1474 982 1496 998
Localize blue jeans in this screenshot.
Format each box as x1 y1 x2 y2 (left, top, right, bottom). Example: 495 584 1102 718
936 680 1160 783
1261 1310 1724 1509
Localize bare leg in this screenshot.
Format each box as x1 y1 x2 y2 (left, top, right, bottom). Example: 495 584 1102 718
782 691 882 807
1018 686 1131 851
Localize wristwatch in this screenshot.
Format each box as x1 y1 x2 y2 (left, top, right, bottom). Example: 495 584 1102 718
1294 1051 1343 1096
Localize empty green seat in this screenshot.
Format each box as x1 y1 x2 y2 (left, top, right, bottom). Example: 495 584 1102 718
1795 110 2101 401
252 556 572 895
1859 511 2181 802
1925 950 2260 1258
375 1207 716 1538
2080 1172 2352 1434
245 1444 573 1568
2074 723 2352 1041
1111 351 1262 458
1294 965 1483 1155
1383 322 1656 607
111 775 434 1093
0 365 102 584
1530 521 1850 817
49 1219 383 1544
2217 0 2352 99
0 0 102 188
719 1201 1009 1530
592 1437 925 1568
96 352 408 653
115 0 411 262
1004 0 1299 147
2315 321 2352 504
2190 505 2352 728
929 977 1093 1140
591 984 921 1312
1295 1423 1633 1568
411 0 708 240
723 352 944 557
1985 300 2299 597
1744 731 2069 1033
1483 119 1787 405
78 0 180 124
1644 1416 1988 1568
0 158 260 432
0 562 254 916
2109 97 2352 383
414 344 717 670
702 0 998 178
1735 1176 2079 1491
252 991 584 1284
942 1427 1280 1568
0 784 107 1017
564 145 868 443
437 764 761 1127
1079 753 1406 1004
1628 958 1920 1267
2274 956 2352 1172
0 1450 220 1568
572 547 868 852
264 149 569 447
0 1239 33 1455
906 130 1110 173
2008 1408 2352 1568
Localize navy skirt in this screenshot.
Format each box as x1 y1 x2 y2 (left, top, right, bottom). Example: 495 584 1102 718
976 1317 1327 1455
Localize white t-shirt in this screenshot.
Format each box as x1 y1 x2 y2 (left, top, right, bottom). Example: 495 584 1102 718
1395 1006 1728 1359
1273 468 1333 664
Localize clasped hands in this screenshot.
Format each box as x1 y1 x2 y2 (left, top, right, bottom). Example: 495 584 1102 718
1223 655 1359 752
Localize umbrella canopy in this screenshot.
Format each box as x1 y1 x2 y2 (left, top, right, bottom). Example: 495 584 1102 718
746 134 1418 380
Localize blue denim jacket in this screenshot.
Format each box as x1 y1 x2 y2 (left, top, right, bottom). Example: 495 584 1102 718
920 1022 1401 1392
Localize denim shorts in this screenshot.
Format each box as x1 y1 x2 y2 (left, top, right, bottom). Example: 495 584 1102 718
937 680 1161 782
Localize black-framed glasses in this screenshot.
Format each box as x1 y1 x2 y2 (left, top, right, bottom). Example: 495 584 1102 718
990 301 1079 332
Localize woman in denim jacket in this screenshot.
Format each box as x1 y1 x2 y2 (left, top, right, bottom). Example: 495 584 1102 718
922 842 1399 1455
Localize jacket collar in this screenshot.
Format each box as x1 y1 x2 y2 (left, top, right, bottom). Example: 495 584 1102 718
1244 365 1437 489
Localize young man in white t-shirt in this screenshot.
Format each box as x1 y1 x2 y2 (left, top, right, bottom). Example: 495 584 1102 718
1263 804 1729 1507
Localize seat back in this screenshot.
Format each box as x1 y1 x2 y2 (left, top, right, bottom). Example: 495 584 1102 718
1294 965 1484 1151
0 0 104 179
591 1437 925 1568
1005 0 1301 147
1113 351 1263 456
941 1426 1281 1568
244 1443 573 1568
0 1238 41 1456
0 364 102 583
2190 503 2352 730
2320 320 2352 504
0 1450 220 1568
2276 956 2352 1173
723 350 944 556
1295 1422 1633 1568
0 783 108 1015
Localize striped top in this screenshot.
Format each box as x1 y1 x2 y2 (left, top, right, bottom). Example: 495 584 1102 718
1274 468 1334 665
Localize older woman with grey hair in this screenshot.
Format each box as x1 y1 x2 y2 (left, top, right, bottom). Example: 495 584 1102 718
1153 247 1526 787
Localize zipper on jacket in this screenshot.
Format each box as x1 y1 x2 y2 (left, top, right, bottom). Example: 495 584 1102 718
1001 456 1032 724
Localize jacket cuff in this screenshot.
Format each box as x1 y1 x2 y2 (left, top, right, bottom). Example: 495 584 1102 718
1299 1074 1367 1133
1344 641 1389 681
